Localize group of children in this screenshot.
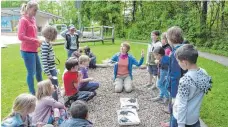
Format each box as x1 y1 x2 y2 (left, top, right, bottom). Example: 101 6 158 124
146 26 212 127
2 26 99 127
2 25 212 127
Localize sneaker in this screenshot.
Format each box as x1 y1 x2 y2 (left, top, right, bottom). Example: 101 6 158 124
144 83 153 88
151 96 162 102
151 84 157 90
163 98 169 105
160 122 170 127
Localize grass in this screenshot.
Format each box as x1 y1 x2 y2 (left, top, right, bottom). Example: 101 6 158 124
1 40 228 127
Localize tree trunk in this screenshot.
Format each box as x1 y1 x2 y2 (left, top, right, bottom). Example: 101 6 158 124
200 1 207 33
220 1 225 31
132 1 136 22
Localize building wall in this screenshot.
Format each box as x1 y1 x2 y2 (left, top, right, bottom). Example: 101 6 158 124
1 15 51 33
1 16 20 32
35 16 51 32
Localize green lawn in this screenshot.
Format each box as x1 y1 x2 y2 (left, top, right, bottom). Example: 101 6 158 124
1 40 228 127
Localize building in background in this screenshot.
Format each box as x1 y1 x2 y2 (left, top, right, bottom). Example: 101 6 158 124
1 8 63 33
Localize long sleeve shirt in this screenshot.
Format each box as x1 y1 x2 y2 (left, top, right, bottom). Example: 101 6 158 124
41 41 56 76
18 15 39 52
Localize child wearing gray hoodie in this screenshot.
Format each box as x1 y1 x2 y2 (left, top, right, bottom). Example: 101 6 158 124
173 44 212 127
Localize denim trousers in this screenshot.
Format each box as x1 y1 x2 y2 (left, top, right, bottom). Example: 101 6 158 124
67 49 77 58
79 82 99 92
50 69 59 101
21 51 43 95
157 69 169 98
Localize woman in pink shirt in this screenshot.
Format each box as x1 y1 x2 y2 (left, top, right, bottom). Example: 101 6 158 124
18 1 42 95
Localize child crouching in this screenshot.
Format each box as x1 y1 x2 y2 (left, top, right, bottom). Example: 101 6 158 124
32 79 67 126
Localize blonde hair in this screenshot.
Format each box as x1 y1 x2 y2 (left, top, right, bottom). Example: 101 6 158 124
36 79 53 100
121 42 130 52
5 93 36 120
20 1 39 15
161 32 168 43
166 26 184 44
42 26 58 42
79 55 90 64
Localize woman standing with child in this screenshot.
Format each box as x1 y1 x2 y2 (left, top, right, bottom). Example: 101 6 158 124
18 1 43 95
111 42 144 93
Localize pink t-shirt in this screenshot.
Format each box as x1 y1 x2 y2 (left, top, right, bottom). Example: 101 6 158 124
117 57 129 76
165 48 172 56
18 15 39 52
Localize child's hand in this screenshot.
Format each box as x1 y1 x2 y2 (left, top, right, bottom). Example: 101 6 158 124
155 60 160 64
141 49 144 57
89 78 94 81
48 75 53 79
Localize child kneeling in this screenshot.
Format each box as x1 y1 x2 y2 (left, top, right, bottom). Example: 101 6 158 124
63 57 95 108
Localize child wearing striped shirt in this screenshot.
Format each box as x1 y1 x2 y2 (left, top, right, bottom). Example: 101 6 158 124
41 26 59 100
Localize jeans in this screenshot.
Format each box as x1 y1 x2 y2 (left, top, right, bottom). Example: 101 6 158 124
157 69 169 98
114 75 132 93
50 69 59 101
170 114 178 127
171 117 200 127
21 51 42 95
79 82 99 92
67 49 77 58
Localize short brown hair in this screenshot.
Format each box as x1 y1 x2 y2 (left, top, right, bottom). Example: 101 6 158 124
41 26 58 42
166 26 183 44
152 30 160 36
121 42 130 52
65 57 79 71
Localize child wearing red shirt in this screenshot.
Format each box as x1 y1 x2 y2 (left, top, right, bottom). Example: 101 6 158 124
63 57 95 107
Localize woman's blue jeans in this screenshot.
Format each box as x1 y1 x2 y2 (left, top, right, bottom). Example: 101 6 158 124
21 51 42 95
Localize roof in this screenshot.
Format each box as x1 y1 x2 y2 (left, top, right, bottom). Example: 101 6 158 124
1 8 63 19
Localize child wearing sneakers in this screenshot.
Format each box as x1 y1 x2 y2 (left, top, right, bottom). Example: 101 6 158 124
79 55 99 94
151 47 169 104
173 44 212 127
146 30 162 89
63 57 95 108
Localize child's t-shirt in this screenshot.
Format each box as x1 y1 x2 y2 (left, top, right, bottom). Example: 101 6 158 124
63 71 79 96
79 67 89 88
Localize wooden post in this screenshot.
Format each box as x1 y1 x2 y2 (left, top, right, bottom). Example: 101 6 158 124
112 25 115 44
101 26 104 44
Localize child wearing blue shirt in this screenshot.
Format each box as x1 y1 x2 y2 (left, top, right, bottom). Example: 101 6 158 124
152 46 169 104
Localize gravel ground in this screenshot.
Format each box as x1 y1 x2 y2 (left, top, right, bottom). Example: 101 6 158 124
84 67 169 127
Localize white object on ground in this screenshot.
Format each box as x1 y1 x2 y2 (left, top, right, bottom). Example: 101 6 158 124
117 108 140 125
120 98 139 110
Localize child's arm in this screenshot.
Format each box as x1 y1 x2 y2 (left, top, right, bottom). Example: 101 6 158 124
60 29 68 38
78 71 93 83
46 97 65 109
174 77 189 127
146 44 150 65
